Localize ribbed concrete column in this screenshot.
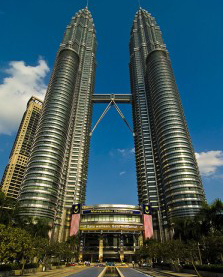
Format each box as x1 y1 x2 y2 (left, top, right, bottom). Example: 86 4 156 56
120 234 124 262
99 235 103 262
79 237 84 262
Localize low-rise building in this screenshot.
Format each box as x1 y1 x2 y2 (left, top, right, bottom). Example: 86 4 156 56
79 204 144 262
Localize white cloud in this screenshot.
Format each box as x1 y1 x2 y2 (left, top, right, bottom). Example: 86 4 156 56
119 171 126 176
214 174 223 179
118 149 126 156
117 148 135 157
195 151 223 176
0 58 49 135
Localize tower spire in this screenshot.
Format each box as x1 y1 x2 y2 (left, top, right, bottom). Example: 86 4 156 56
86 0 89 8
138 0 141 9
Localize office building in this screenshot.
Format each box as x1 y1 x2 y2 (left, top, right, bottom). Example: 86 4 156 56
18 7 96 240
17 7 205 245
129 8 205 238
1 97 43 201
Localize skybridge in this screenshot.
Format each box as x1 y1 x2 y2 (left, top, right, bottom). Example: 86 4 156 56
92 94 132 103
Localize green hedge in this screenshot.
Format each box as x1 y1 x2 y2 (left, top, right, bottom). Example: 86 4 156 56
51 262 66 266
24 263 38 269
0 263 38 272
153 263 171 268
184 264 223 273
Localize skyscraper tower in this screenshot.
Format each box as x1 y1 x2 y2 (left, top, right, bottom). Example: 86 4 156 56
1 97 42 201
130 8 205 238
16 6 206 242
18 7 96 239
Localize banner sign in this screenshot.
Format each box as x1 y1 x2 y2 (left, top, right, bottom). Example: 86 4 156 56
142 204 153 239
80 224 144 231
83 209 141 215
70 204 81 237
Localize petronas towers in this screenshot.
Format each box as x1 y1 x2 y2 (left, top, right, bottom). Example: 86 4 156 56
17 7 205 240
18 8 96 239
130 9 205 238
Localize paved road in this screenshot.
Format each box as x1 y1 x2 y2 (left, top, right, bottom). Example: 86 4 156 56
66 267 104 277
119 268 153 277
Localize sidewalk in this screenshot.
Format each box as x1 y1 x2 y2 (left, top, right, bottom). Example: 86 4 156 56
137 268 197 277
21 266 85 277
161 270 197 277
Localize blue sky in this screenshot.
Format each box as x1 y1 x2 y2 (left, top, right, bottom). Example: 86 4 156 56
0 0 222 204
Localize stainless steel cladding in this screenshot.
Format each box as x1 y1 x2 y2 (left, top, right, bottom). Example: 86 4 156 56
18 8 97 222
146 50 204 219
130 8 205 237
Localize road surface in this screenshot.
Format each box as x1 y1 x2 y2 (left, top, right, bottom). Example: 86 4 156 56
66 267 104 277
118 268 153 277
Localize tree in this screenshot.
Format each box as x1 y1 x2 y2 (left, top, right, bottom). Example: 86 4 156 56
160 240 185 263
66 235 80 261
32 237 49 263
0 189 15 226
136 239 161 262
172 218 202 241
0 224 35 275
173 199 223 242
57 242 74 262
15 217 52 239
137 239 201 267
145 239 162 262
202 235 223 264
198 199 223 235
0 189 5 207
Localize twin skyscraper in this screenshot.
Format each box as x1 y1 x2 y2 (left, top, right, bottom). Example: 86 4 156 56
16 7 205 240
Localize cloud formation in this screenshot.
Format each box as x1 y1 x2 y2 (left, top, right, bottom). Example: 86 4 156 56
0 59 49 135
195 151 223 176
119 171 126 176
117 148 135 157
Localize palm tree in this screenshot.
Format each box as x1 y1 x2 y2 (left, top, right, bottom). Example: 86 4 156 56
197 199 223 235
172 217 201 241
209 199 223 233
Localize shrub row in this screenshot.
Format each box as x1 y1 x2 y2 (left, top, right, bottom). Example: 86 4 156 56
51 261 66 266
0 263 38 272
183 264 223 273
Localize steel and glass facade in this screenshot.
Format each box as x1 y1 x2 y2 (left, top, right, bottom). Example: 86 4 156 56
1 97 42 201
18 8 96 240
16 6 205 241
130 8 205 238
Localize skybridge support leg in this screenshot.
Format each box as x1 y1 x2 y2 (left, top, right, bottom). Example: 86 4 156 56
90 100 134 137
90 101 112 136
113 101 135 135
